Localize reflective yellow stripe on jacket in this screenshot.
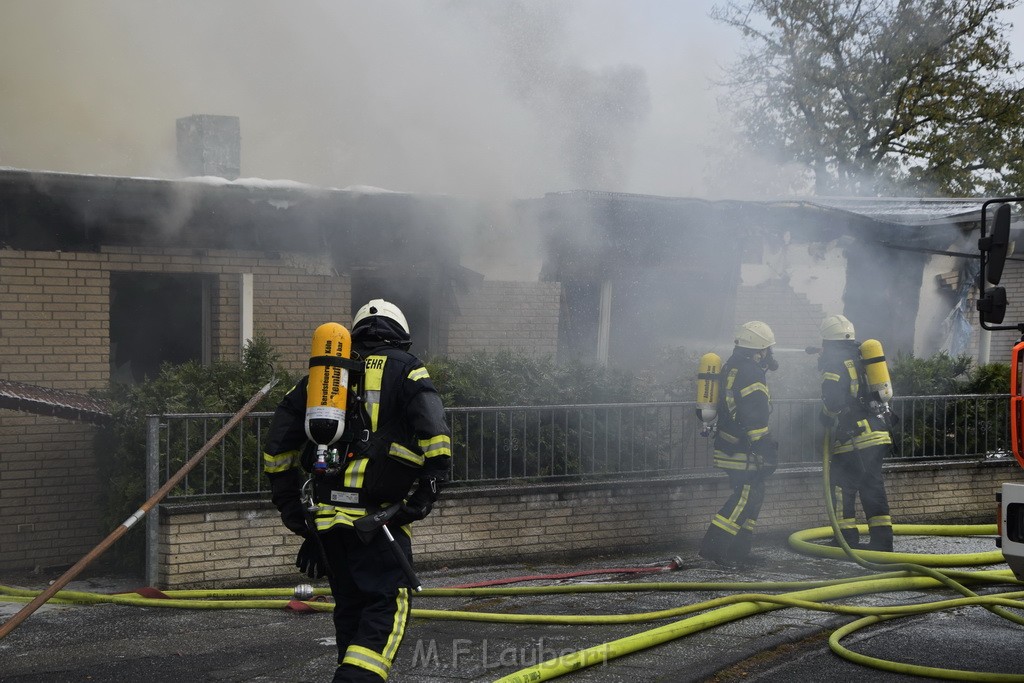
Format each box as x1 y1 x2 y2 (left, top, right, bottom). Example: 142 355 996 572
263 449 301 475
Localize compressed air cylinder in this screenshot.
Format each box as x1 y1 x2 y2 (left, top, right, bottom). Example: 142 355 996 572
696 352 722 426
859 338 893 403
305 322 352 449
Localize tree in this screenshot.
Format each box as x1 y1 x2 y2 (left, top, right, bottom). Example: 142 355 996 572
713 0 1024 196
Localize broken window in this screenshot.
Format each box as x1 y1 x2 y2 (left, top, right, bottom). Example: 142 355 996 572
109 272 214 383
351 274 436 357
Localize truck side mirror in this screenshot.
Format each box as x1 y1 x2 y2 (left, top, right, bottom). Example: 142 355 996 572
977 286 1008 325
982 203 1012 285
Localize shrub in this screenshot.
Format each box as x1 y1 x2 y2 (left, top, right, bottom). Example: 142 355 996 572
92 337 296 569
889 352 1010 458
425 351 675 482
425 351 656 406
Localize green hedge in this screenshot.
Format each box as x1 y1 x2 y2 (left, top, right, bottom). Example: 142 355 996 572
890 352 1010 458
92 337 297 568
95 346 1012 566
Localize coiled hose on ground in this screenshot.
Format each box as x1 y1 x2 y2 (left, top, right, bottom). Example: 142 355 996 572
2 526 1022 681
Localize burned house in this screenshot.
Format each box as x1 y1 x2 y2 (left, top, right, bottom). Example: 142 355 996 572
0 167 559 571
529 191 1014 378
1 164 1018 573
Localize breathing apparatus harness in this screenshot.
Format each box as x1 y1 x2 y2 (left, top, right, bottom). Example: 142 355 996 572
822 339 896 444
697 350 777 475
299 353 417 510
299 353 364 501
298 322 439 590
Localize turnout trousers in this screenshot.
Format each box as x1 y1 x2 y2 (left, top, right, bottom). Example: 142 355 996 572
322 526 414 682
830 444 893 551
699 469 767 564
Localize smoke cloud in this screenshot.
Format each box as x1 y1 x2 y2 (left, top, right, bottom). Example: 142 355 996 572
1 1 1010 355
0 0 743 200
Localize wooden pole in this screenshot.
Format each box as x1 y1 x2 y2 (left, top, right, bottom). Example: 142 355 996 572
0 377 280 640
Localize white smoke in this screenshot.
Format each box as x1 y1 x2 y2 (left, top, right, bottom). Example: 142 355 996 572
0 0 745 199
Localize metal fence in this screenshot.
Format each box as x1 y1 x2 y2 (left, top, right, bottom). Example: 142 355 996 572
146 394 1011 500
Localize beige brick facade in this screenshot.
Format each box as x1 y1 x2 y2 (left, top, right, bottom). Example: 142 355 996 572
989 257 1024 359
0 247 344 571
733 279 826 350
0 247 562 572
0 415 100 569
448 281 561 358
156 459 1023 589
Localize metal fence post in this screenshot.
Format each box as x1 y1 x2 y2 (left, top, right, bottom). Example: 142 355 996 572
145 415 160 587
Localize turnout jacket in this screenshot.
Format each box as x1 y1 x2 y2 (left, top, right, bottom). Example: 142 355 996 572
818 340 892 454
713 350 778 472
263 340 452 533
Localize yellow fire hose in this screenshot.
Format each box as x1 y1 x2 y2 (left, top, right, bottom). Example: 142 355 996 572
487 430 1024 683
3 435 1024 680
1 550 1022 681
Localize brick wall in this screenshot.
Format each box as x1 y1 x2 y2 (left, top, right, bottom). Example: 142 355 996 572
0 247 348 571
0 416 100 570
0 251 110 391
99 247 342 374
989 257 1024 358
156 458 1024 588
733 279 825 349
447 281 561 358
0 249 559 573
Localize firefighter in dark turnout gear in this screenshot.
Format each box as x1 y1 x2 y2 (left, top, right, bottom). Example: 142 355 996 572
699 321 779 567
263 299 452 682
818 314 893 552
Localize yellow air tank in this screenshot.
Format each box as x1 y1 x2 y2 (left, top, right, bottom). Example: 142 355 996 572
696 352 721 429
305 322 352 457
859 338 893 403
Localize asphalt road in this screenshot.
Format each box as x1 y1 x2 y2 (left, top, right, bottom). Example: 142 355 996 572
1 531 1022 683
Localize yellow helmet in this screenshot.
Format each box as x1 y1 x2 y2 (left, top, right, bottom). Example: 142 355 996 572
734 321 776 350
353 298 410 335
820 314 855 341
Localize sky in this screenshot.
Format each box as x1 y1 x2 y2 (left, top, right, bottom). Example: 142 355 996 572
2 1 1024 202
0 0 769 200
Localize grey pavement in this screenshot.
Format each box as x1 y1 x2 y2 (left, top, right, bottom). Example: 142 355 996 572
1 532 1022 683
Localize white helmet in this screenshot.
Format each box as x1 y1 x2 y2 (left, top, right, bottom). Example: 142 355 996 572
734 321 776 350
820 314 855 341
353 298 409 335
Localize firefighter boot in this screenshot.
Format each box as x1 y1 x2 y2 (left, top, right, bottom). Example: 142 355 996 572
866 525 893 552
828 527 860 548
724 529 761 567
698 524 732 565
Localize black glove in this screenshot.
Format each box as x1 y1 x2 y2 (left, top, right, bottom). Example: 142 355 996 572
753 437 778 477
280 500 310 538
295 537 327 579
837 422 860 442
819 411 838 430
389 500 432 528
388 474 442 527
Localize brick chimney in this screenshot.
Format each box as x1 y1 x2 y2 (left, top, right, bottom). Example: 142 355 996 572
176 114 241 179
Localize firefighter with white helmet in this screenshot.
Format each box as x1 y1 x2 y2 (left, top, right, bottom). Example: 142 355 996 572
820 314 855 342
263 298 451 682
698 321 780 567
818 313 894 552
